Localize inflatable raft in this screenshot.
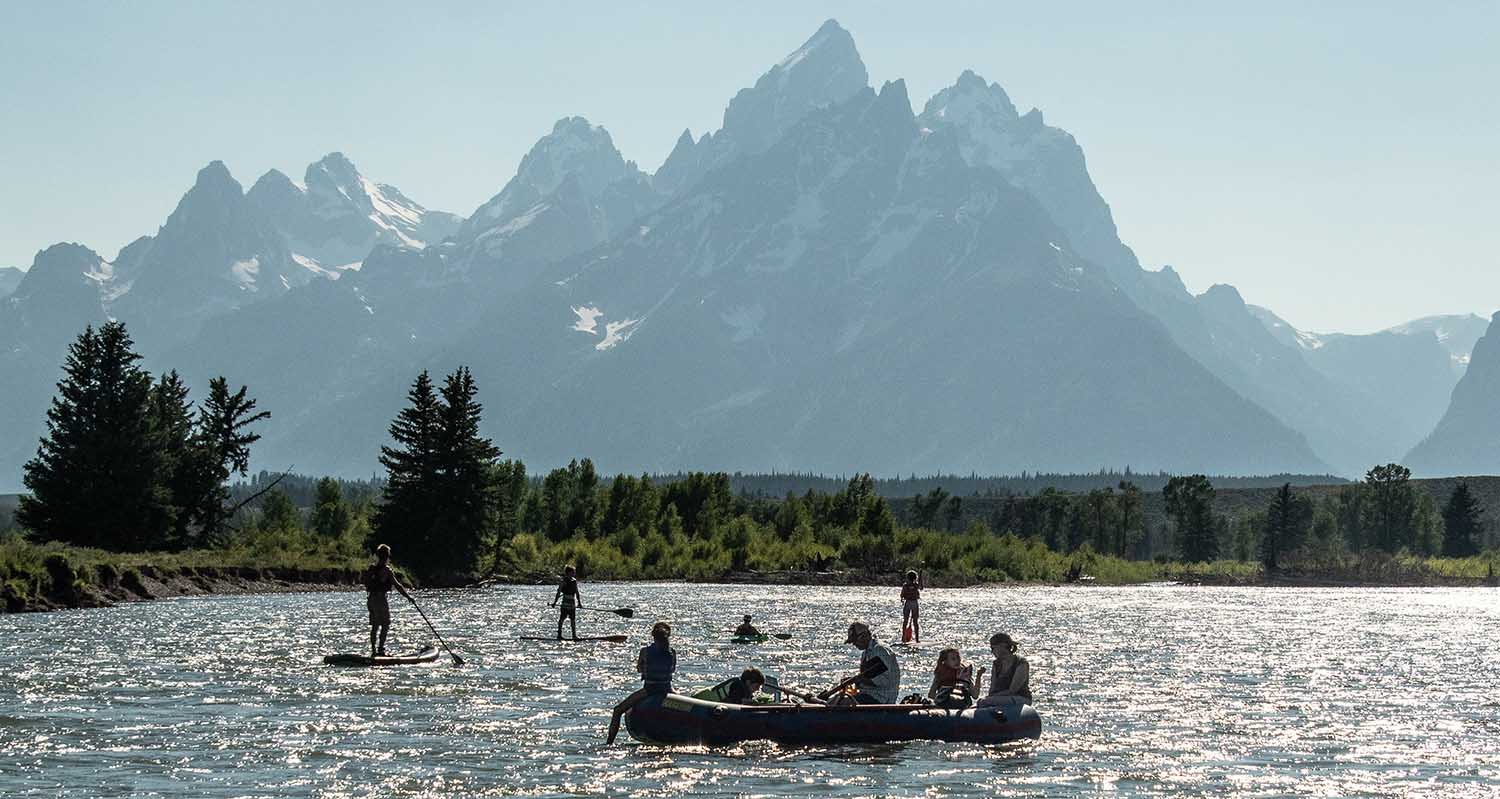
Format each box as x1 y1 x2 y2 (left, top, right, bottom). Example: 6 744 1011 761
624 693 1041 746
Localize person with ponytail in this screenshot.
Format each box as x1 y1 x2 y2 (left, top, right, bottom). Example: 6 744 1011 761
606 621 676 744
977 632 1032 707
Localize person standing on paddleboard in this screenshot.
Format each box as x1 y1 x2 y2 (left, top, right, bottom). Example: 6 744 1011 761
550 565 583 640
365 544 412 658
606 620 676 744
900 570 921 643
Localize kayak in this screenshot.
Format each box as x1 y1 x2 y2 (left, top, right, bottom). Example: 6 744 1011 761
729 633 792 644
624 692 1041 746
323 645 439 667
519 635 628 643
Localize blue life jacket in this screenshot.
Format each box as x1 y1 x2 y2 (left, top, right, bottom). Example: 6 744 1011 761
641 641 676 691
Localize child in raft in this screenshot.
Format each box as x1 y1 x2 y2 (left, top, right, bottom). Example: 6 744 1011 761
606 621 676 744
926 647 983 708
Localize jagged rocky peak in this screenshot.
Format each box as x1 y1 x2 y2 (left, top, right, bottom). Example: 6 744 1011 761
923 69 1019 126
13 242 109 302
655 19 870 195
514 117 632 200
720 19 870 149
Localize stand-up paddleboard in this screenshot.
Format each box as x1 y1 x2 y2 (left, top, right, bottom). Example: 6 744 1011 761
519 635 628 643
324 645 440 667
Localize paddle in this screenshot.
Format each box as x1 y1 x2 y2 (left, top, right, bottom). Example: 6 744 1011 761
816 657 889 701
404 594 464 666
579 606 635 619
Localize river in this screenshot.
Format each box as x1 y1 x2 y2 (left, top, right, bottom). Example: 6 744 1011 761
1 584 1497 797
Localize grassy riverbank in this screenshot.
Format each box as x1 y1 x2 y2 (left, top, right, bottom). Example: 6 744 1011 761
0 533 369 612
5 525 1496 614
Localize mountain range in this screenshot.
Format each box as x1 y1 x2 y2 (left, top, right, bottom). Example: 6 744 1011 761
1 20 1493 490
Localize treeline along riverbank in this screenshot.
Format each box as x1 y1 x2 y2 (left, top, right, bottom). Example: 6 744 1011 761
3 324 1497 613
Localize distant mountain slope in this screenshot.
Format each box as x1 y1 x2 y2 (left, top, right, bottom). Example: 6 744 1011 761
0 244 115 491
0 267 21 298
274 80 1326 477
1407 313 1500 476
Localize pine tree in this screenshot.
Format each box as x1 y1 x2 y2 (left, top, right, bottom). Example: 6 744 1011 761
191 377 271 544
374 371 442 563
18 322 168 550
149 370 198 548
1114 481 1144 557
430 367 499 575
311 477 352 538
1261 483 1312 571
1441 481 1484 557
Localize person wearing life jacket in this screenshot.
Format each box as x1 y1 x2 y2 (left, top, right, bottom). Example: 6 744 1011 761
836 621 900 705
363 544 412 658
734 614 760 637
976 632 1033 707
694 667 766 704
926 647 982 708
606 621 676 744
900 570 921 643
550 565 583 640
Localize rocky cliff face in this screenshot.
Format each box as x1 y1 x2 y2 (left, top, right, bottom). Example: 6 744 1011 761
1407 313 1500 476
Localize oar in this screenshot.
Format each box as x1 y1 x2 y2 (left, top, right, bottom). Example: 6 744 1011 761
404 594 464 666
816 658 889 701
767 681 828 705
575 606 635 619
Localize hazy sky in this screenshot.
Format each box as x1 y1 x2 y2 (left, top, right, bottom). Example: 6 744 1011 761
3 1 1495 333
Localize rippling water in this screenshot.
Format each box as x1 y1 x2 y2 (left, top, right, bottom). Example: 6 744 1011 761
2 584 1497 797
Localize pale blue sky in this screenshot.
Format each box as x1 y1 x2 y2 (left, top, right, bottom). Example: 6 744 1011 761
2 1 1495 333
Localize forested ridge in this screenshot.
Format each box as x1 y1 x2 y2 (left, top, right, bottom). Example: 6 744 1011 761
3 324 1497 613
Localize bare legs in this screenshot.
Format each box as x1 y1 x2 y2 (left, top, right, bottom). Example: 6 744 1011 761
556 607 578 640
606 687 650 744
369 624 388 658
903 603 920 642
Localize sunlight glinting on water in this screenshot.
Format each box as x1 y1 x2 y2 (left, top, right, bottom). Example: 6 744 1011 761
2 583 1498 797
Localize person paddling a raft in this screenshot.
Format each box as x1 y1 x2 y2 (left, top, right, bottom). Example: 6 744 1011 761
976 632 1032 707
364 544 412 658
606 621 676 744
900 570 921 643
833 621 900 705
734 614 760 637
550 565 583 640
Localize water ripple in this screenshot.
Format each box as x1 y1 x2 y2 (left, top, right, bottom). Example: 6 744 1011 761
2 584 1497 796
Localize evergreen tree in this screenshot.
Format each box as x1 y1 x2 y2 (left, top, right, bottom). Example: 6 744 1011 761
373 371 442 558
1441 481 1484 557
373 368 499 578
18 322 169 550
255 489 302 534
429 367 500 574
190 377 271 544
1164 474 1219 562
311 477 352 538
149 371 199 547
1261 483 1312 571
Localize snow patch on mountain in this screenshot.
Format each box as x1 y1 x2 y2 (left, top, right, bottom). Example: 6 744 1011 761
572 305 603 334
597 318 640 350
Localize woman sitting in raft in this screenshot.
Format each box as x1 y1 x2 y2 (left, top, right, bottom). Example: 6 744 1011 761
976 632 1032 707
927 647 983 708
364 544 413 658
606 621 676 744
694 667 766 704
734 615 760 637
